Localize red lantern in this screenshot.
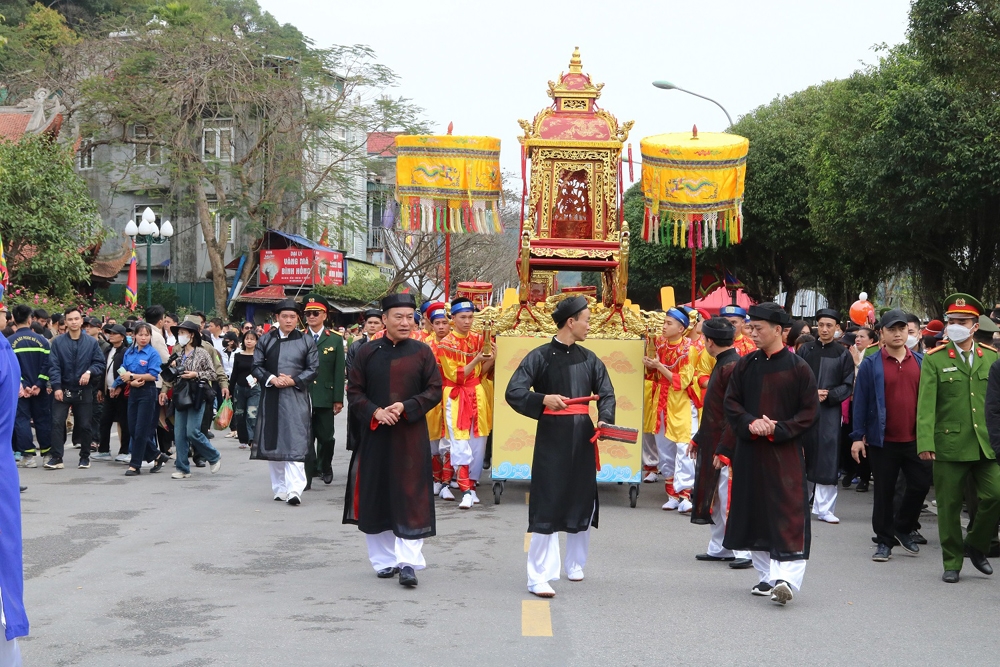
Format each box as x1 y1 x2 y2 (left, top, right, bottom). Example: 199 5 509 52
849 292 875 326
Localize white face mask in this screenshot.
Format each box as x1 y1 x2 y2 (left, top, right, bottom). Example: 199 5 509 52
177 333 191 347
945 324 972 344
905 334 919 349
833 330 842 339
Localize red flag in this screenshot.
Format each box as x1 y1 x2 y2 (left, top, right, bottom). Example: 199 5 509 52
125 241 138 311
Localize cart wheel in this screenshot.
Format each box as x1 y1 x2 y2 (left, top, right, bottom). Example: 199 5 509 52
629 485 639 508
493 482 503 505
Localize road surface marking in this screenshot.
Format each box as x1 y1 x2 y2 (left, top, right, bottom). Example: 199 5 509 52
521 600 552 636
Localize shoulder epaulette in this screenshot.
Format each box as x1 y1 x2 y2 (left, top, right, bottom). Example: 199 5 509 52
926 344 948 355
329 329 342 337
981 343 997 352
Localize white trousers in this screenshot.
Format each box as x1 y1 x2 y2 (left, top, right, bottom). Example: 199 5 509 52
0 636 20 667
812 483 838 517
751 551 806 592
444 401 487 479
527 530 591 587
655 425 694 493
365 530 426 571
269 461 306 499
707 466 751 559
641 432 658 469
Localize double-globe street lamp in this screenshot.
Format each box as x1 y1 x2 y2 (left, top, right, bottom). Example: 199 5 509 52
125 206 174 307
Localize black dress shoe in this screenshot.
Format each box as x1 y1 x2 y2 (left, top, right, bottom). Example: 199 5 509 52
729 558 753 569
894 530 920 555
19 486 26 493
942 570 960 583
376 567 399 579
841 476 852 488
695 553 736 562
398 565 417 587
323 472 333 485
304 479 312 491
966 546 994 575
910 530 928 545
124 468 140 476
194 460 207 468
856 480 870 492
150 460 164 473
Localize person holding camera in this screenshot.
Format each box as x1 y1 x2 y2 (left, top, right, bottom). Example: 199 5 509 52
46 306 105 470
114 323 169 477
159 321 222 479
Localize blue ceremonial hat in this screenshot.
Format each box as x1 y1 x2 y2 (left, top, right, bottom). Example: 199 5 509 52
665 307 690 329
419 301 433 314
720 305 747 318
451 298 475 316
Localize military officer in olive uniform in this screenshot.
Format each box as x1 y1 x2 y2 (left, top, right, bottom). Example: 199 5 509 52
917 293 1000 583
303 295 345 489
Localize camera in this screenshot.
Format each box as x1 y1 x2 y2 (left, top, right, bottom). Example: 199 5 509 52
160 353 179 383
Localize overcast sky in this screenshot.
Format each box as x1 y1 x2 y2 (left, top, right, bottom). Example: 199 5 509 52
257 0 913 176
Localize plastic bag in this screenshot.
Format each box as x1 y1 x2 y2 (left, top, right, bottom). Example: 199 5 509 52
213 398 234 430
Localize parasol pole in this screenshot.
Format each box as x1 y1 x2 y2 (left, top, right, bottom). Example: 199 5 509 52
691 247 697 307
444 232 451 301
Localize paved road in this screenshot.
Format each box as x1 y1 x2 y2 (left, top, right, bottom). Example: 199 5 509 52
16 411 1000 665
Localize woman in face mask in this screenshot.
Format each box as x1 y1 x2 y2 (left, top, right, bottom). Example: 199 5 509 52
162 321 222 479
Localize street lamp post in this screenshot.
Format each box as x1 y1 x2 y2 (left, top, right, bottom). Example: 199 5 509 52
125 207 174 307
652 80 737 306
651 80 734 127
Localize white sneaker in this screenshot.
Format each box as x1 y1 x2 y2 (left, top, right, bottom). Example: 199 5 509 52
458 492 474 509
114 454 130 463
22 456 37 469
678 499 693 514
171 472 190 479
210 459 222 474
643 471 658 483
90 452 112 461
433 482 443 495
528 582 555 598
818 514 840 524
662 497 680 511
470 490 481 504
439 486 455 501
274 493 288 502
567 567 584 582
449 480 459 489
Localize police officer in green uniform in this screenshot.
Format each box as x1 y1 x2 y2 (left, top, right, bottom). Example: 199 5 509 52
302 295 345 489
917 293 1000 583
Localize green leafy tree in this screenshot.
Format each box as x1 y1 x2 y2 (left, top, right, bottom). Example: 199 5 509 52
21 0 424 314
909 0 1000 91
0 134 104 295
809 46 1000 315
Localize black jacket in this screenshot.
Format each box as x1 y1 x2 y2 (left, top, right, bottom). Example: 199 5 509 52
49 332 105 391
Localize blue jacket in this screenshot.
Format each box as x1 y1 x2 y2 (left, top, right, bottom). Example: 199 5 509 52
114 344 162 388
7 328 51 389
48 332 105 391
851 348 923 448
0 335 29 639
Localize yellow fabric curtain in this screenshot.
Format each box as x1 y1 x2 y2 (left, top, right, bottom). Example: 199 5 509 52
395 135 503 233
639 132 749 247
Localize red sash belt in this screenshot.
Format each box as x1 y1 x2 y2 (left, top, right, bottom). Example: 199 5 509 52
542 396 602 471
442 375 482 432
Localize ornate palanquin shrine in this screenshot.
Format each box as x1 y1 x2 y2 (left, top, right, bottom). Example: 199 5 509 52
515 48 634 307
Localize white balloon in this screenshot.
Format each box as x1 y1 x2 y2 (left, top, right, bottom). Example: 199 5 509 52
859 292 868 301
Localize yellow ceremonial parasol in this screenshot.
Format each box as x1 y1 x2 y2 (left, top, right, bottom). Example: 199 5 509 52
639 128 748 247
394 134 502 234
